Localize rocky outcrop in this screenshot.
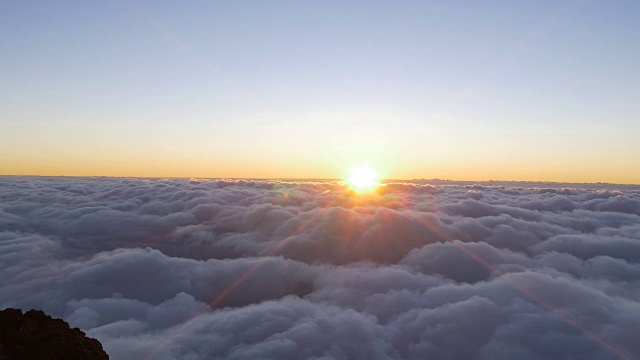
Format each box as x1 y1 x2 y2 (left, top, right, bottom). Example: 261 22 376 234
0 308 108 360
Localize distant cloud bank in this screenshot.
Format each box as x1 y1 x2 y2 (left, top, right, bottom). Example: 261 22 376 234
1 177 639 359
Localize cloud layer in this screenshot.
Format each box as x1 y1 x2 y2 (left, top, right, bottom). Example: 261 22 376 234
1 176 639 359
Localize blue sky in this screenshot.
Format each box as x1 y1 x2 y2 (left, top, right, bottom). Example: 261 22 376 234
1 1 639 182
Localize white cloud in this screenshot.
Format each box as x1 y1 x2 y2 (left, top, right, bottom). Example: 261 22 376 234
1 177 639 359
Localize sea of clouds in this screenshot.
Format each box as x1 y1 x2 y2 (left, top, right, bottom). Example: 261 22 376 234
1 176 639 359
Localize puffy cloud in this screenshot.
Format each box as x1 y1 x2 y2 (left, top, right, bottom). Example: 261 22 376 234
1 176 639 359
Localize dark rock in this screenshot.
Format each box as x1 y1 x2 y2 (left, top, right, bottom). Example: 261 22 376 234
0 308 109 360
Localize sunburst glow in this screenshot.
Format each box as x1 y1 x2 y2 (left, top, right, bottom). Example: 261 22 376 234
346 166 380 192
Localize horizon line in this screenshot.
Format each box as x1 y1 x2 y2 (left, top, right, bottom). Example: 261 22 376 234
1 174 638 186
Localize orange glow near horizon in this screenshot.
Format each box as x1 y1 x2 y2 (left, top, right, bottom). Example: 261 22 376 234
2 152 640 185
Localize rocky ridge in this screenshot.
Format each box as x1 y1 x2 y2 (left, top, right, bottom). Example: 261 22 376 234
0 308 108 360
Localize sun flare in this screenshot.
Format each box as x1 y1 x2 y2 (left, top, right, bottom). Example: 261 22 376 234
346 166 380 192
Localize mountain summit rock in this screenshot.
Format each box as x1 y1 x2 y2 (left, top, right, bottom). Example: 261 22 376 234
0 308 108 360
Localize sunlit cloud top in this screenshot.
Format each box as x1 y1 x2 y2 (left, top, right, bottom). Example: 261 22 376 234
1 176 640 358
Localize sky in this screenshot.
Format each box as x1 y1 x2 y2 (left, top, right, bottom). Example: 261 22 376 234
1 1 639 183
2 177 640 359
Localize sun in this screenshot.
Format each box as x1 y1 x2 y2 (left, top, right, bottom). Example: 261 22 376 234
346 166 380 193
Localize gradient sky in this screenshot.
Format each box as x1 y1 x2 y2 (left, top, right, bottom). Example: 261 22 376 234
1 1 639 183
